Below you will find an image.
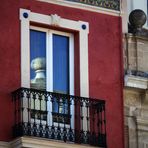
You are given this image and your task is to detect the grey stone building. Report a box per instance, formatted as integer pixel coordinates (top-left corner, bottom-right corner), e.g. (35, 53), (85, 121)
(123, 1), (148, 147)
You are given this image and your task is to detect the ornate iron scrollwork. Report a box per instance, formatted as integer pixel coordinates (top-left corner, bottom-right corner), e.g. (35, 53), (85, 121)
(12, 87), (107, 147)
(66, 0), (120, 11)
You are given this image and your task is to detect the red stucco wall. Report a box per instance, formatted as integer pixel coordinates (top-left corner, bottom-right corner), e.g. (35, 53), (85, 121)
(0, 0), (124, 147)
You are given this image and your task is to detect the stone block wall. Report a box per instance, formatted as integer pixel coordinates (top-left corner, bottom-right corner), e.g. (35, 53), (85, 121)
(124, 34), (148, 75)
(124, 33), (148, 148)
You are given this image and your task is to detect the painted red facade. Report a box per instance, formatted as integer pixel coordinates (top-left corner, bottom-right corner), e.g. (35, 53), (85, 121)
(0, 0), (124, 148)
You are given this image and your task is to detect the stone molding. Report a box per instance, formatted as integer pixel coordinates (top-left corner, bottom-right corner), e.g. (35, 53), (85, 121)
(0, 141), (10, 148)
(37, 0), (121, 16)
(137, 118), (148, 131)
(9, 137), (99, 148)
(124, 75), (148, 89)
(125, 33), (148, 41)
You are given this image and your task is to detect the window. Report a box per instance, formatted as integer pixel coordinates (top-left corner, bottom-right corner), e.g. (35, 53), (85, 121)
(20, 9), (89, 126)
(29, 27), (74, 125)
(30, 28), (74, 93)
(20, 8), (89, 95)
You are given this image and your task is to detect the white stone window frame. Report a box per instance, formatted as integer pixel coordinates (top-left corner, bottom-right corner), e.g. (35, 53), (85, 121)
(20, 8), (89, 98)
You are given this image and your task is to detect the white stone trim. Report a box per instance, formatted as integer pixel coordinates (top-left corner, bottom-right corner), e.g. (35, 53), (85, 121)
(20, 8), (89, 97)
(20, 9), (30, 88)
(10, 137), (97, 148)
(79, 27), (89, 97)
(124, 75), (148, 89)
(37, 0), (121, 16)
(137, 117), (148, 131)
(0, 141), (10, 148)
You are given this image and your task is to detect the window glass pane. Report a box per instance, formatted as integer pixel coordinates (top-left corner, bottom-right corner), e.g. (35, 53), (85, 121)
(30, 29), (46, 89)
(52, 34), (70, 122)
(30, 29), (47, 120)
(53, 34), (69, 94)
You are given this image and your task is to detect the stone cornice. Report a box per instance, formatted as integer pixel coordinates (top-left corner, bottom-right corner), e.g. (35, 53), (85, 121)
(125, 33), (148, 41)
(65, 0), (120, 11)
(0, 137), (101, 148)
(137, 118), (148, 131)
(124, 75), (148, 90)
(37, 0), (121, 16)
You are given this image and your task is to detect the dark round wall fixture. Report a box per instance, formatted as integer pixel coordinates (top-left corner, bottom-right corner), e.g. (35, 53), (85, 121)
(23, 12), (29, 18)
(129, 9), (146, 29)
(82, 24), (86, 30)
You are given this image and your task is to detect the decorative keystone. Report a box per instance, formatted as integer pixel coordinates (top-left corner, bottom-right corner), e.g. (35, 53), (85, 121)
(51, 14), (61, 26)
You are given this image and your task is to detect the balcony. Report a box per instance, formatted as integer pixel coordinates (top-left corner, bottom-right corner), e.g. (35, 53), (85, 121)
(12, 87), (107, 148)
(66, 0), (120, 11)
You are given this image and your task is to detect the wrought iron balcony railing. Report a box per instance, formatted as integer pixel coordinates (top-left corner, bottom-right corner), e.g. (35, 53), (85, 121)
(66, 0), (120, 11)
(12, 87), (106, 147)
